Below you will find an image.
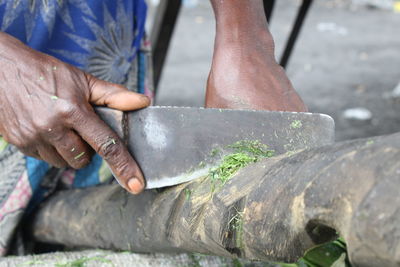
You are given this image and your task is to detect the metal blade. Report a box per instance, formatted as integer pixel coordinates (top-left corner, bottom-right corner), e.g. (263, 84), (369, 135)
(95, 106), (335, 189)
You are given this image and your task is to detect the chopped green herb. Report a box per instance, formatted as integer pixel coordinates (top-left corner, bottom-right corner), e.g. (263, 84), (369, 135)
(228, 140), (275, 158)
(74, 152), (85, 160)
(291, 120), (303, 129)
(366, 140), (374, 145)
(228, 210), (244, 249)
(188, 254), (203, 267)
(184, 188), (192, 201)
(50, 95), (58, 100)
(55, 255), (113, 267)
(209, 152), (257, 186)
(0, 137), (8, 152)
(103, 138), (117, 148)
(20, 259), (47, 266)
(210, 148), (220, 157)
(209, 140), (274, 191)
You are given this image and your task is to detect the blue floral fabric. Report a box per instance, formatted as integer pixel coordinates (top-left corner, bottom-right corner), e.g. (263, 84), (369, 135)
(0, 0), (149, 255)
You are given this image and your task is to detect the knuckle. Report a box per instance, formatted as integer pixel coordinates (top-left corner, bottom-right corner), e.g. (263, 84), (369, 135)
(97, 139), (134, 178)
(98, 139), (121, 161)
(33, 119), (53, 135)
(56, 102), (80, 120)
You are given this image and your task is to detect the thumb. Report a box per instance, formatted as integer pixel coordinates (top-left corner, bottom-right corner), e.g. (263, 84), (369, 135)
(87, 74), (150, 111)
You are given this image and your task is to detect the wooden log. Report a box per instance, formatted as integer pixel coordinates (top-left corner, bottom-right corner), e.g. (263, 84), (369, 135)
(32, 133), (400, 266)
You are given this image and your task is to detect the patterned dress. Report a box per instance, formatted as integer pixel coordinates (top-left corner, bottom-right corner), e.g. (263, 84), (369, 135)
(0, 0), (152, 255)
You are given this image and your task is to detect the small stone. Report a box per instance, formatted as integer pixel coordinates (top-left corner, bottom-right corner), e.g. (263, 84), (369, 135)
(383, 82), (400, 103)
(343, 107), (372, 123)
(390, 82), (400, 98)
(304, 64), (313, 72)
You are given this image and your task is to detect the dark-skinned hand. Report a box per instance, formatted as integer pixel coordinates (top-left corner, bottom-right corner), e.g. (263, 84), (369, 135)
(0, 32), (149, 194)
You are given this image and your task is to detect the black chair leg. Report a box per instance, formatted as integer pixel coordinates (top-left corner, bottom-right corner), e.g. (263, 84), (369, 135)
(280, 0), (313, 68)
(151, 0), (182, 94)
(263, 0), (276, 23)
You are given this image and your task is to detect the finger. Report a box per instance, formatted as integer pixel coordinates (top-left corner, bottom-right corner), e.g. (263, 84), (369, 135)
(37, 144), (68, 168)
(87, 74), (150, 111)
(49, 130), (93, 169)
(72, 110), (145, 194)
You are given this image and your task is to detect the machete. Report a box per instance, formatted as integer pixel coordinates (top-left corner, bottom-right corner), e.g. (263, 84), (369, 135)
(95, 106), (335, 189)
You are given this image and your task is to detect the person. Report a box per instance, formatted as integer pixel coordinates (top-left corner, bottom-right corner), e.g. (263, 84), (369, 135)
(0, 0), (307, 255)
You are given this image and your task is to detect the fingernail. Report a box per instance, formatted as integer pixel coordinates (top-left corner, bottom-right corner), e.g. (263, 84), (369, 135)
(127, 178), (143, 194)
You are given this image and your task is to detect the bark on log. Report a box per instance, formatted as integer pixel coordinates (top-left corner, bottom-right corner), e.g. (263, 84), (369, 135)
(32, 133), (400, 267)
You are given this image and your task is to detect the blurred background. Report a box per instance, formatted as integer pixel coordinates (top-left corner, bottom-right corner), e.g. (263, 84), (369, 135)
(147, 0), (400, 141)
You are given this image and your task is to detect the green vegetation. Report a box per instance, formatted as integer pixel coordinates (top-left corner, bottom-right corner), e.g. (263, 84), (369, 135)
(184, 238), (350, 267)
(281, 238), (351, 267)
(50, 95), (58, 100)
(232, 258), (243, 267)
(188, 253), (204, 267)
(228, 210), (244, 249)
(210, 148), (220, 157)
(19, 259), (46, 266)
(74, 152), (85, 160)
(0, 137), (8, 152)
(290, 120), (303, 129)
(184, 188), (192, 200)
(203, 141), (351, 267)
(208, 140), (274, 191)
(366, 139), (374, 145)
(55, 255), (114, 267)
(209, 152), (257, 186)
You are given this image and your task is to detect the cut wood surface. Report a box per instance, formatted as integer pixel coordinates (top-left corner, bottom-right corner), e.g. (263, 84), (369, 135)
(32, 133), (400, 267)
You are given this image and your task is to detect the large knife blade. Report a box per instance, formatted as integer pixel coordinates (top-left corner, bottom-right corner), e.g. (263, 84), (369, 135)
(95, 106), (335, 189)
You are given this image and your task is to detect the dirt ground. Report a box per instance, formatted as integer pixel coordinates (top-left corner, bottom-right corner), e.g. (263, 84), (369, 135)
(154, 0), (400, 141)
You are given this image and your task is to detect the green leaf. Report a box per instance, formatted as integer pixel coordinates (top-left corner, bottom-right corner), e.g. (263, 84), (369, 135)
(0, 137), (8, 152)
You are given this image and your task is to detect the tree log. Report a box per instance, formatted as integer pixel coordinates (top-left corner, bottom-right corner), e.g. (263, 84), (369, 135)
(32, 133), (400, 266)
